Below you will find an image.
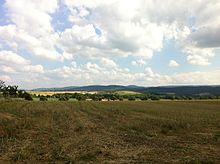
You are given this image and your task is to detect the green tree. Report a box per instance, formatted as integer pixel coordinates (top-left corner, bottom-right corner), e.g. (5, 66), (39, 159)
(7, 86), (18, 97)
(0, 80), (6, 91)
(128, 96), (136, 101)
(140, 95), (148, 101)
(23, 92), (33, 101)
(40, 96), (48, 101)
(150, 95), (160, 101)
(18, 90), (25, 98)
(59, 96), (69, 101)
(76, 94), (86, 101)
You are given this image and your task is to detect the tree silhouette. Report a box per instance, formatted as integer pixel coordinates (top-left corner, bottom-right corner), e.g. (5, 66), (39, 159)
(0, 80), (6, 91)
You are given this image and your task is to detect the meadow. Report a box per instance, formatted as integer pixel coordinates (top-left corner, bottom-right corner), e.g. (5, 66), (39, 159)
(0, 100), (220, 163)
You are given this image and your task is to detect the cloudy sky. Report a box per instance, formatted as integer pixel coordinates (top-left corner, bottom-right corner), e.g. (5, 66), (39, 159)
(0, 0), (220, 89)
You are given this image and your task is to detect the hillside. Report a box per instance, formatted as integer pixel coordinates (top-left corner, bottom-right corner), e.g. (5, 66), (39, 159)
(32, 85), (220, 96)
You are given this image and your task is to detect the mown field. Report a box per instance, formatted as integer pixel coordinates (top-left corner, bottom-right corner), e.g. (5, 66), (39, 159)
(0, 101), (220, 163)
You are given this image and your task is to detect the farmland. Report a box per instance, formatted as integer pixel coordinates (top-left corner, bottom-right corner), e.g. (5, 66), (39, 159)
(28, 91), (98, 96)
(0, 100), (220, 163)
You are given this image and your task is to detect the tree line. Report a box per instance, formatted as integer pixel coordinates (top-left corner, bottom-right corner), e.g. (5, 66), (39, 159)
(1, 80), (219, 101)
(0, 80), (33, 100)
(35, 92), (219, 101)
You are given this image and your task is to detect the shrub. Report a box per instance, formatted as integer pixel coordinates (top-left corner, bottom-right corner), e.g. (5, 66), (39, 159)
(39, 96), (48, 101)
(140, 96), (148, 101)
(128, 96), (136, 101)
(150, 95), (160, 101)
(119, 97), (123, 101)
(76, 95), (86, 101)
(23, 92), (33, 101)
(59, 96), (69, 101)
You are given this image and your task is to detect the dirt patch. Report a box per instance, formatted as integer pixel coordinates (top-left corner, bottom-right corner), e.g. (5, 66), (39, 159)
(0, 112), (16, 121)
(0, 113), (17, 137)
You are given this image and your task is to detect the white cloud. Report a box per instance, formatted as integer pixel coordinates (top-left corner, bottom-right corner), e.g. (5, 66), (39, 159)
(0, 75), (11, 82)
(0, 65), (16, 73)
(132, 59), (146, 66)
(100, 58), (117, 68)
(0, 51), (44, 74)
(169, 60), (179, 67)
(39, 63), (220, 89)
(0, 50), (29, 65)
(0, 24), (64, 61)
(62, 1), (164, 60)
(2, 0), (220, 63)
(23, 65), (44, 74)
(0, 0), (75, 61)
(1, 55), (219, 89)
(0, 50), (45, 88)
(62, 0), (220, 64)
(62, 52), (74, 61)
(5, 0), (58, 36)
(1, 0), (220, 88)
(172, 70), (220, 85)
(185, 47), (214, 66)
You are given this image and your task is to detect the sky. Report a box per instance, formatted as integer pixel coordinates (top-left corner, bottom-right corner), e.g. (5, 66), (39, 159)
(0, 0), (220, 89)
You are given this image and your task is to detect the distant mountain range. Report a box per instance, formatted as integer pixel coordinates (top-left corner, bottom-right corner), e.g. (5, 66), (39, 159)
(32, 85), (220, 96)
(33, 85), (145, 92)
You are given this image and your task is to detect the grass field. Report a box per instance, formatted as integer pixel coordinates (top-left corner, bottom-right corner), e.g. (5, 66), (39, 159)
(0, 101), (220, 163)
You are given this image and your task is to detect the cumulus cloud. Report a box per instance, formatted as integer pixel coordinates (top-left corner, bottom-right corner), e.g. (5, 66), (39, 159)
(4, 0), (58, 36)
(2, 0), (220, 63)
(40, 63), (220, 89)
(0, 50), (29, 65)
(131, 59), (146, 66)
(100, 58), (117, 68)
(0, 51), (44, 74)
(0, 0), (220, 88)
(62, 0), (220, 64)
(0, 0), (73, 61)
(169, 60), (179, 67)
(61, 0), (164, 59)
(0, 50), (45, 88)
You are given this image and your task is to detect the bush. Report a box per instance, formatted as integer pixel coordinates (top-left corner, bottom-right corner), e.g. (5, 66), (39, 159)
(39, 96), (48, 101)
(119, 97), (123, 101)
(23, 92), (33, 101)
(140, 96), (148, 101)
(76, 95), (86, 101)
(128, 96), (136, 101)
(59, 96), (69, 101)
(150, 95), (160, 101)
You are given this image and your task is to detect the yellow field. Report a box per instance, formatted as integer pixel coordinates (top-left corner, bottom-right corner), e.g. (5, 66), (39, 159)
(29, 90), (140, 96)
(28, 91), (98, 96)
(116, 91), (141, 95)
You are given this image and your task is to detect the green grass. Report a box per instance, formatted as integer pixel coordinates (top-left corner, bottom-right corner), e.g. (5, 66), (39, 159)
(0, 100), (220, 163)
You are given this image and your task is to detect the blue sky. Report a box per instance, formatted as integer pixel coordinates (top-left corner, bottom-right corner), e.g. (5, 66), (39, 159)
(0, 0), (220, 89)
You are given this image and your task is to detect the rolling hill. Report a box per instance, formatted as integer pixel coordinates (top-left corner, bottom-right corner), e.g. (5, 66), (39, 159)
(32, 85), (220, 96)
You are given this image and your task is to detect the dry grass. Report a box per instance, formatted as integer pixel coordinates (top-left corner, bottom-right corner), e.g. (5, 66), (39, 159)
(0, 100), (220, 163)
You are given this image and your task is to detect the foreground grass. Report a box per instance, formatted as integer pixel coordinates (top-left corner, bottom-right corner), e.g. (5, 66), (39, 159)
(0, 101), (220, 163)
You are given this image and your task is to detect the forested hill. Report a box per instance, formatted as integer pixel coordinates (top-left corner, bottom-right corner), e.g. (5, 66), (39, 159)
(32, 85), (220, 96)
(32, 85), (145, 92)
(144, 86), (220, 96)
